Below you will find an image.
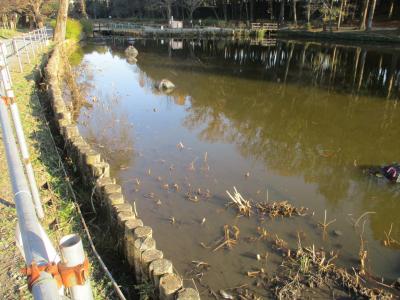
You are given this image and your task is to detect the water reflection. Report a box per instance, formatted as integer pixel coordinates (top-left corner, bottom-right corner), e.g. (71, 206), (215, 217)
(73, 38), (400, 289)
(131, 38), (400, 239)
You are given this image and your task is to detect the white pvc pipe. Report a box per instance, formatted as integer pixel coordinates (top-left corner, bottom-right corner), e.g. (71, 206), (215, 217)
(10, 103), (45, 219)
(60, 234), (94, 300)
(0, 42), (12, 86)
(0, 99), (61, 300)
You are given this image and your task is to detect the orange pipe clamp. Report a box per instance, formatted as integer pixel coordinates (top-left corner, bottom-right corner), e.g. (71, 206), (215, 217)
(21, 258), (90, 291)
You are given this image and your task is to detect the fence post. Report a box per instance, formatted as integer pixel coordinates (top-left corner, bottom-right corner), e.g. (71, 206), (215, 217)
(0, 42), (12, 85)
(42, 27), (49, 46)
(12, 39), (23, 72)
(39, 28), (45, 47)
(22, 35), (31, 64)
(28, 32), (37, 57)
(37, 29), (44, 50)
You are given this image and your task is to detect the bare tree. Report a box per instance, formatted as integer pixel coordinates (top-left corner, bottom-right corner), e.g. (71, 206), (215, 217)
(359, 0), (369, 30)
(149, 0), (176, 20)
(53, 0), (69, 43)
(183, 0), (204, 22)
(279, 0), (285, 25)
(366, 0), (376, 31)
(292, 0), (297, 25)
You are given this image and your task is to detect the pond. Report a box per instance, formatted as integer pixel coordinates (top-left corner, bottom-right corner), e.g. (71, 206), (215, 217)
(70, 37), (400, 298)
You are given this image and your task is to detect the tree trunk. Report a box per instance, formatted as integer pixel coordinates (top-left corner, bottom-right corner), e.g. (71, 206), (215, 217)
(366, 0), (377, 31)
(32, 2), (44, 28)
(223, 2), (228, 21)
(329, 0), (334, 31)
(80, 0), (88, 18)
(167, 4), (172, 21)
(292, 0), (297, 25)
(307, 0), (311, 25)
(269, 0), (274, 20)
(388, 0), (394, 19)
(54, 0), (69, 43)
(359, 0), (369, 30)
(279, 0), (284, 25)
(357, 49), (367, 93)
(337, 0), (346, 30)
(250, 0), (254, 21)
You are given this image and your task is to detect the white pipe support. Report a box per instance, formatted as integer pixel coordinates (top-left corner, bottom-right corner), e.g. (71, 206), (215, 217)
(0, 99), (61, 300)
(60, 234), (94, 300)
(10, 103), (45, 219)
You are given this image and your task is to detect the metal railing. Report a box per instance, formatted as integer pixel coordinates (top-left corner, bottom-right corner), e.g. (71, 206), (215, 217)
(1, 28), (48, 73)
(0, 28), (94, 300)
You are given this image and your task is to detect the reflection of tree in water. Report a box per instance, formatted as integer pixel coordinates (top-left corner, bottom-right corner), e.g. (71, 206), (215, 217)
(105, 37), (400, 241)
(79, 89), (135, 172)
(132, 38), (400, 100)
(135, 39), (400, 193)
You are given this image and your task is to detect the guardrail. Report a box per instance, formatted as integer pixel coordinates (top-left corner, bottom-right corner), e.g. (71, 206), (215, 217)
(0, 28), (94, 300)
(1, 28), (48, 73)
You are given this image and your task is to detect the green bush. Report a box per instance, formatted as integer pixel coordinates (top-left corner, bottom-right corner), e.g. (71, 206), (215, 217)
(66, 19), (83, 41)
(80, 19), (93, 36)
(49, 18), (83, 41)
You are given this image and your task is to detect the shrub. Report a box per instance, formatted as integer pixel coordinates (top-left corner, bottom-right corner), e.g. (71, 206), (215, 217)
(49, 18), (83, 41)
(65, 19), (83, 41)
(80, 19), (93, 36)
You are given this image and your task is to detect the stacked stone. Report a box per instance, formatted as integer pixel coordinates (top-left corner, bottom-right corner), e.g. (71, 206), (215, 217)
(45, 43), (200, 300)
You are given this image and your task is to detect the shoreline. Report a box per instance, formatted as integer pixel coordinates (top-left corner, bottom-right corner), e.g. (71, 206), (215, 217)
(277, 28), (400, 45)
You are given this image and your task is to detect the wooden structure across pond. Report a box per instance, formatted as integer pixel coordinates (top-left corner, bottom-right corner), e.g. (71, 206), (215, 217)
(92, 22), (278, 38)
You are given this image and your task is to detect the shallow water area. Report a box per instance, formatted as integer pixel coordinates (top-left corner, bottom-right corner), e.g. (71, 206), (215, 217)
(70, 37), (400, 298)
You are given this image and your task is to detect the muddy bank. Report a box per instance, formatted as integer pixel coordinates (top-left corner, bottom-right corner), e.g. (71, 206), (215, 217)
(44, 41), (199, 299)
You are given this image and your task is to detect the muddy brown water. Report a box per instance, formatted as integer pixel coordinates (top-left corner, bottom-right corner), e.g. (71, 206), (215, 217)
(70, 38), (400, 298)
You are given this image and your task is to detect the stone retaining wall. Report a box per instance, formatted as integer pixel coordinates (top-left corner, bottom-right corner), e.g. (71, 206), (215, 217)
(45, 43), (200, 300)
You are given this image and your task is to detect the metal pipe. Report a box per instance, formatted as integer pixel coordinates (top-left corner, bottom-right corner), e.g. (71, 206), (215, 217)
(28, 32), (37, 57)
(0, 42), (12, 85)
(0, 47), (45, 219)
(60, 234), (94, 300)
(0, 99), (61, 299)
(10, 103), (45, 219)
(12, 39), (23, 74)
(22, 35), (31, 64)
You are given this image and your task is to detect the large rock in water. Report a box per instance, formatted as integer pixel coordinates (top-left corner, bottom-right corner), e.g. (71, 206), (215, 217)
(125, 46), (138, 58)
(157, 79), (175, 92)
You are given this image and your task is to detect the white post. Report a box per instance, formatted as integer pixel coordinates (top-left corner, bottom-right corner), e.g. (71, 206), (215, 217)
(29, 32), (37, 57)
(33, 30), (41, 51)
(60, 234), (94, 300)
(0, 44), (44, 219)
(42, 27), (49, 46)
(38, 28), (45, 47)
(0, 42), (12, 85)
(10, 103), (45, 219)
(12, 39), (23, 72)
(22, 35), (31, 64)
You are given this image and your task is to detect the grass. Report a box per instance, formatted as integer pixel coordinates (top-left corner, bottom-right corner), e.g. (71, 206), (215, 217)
(0, 43), (116, 299)
(50, 18), (93, 41)
(0, 28), (23, 39)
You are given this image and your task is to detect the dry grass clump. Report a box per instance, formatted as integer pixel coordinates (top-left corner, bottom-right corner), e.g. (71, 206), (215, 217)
(226, 186), (307, 219)
(255, 200), (307, 218)
(269, 239), (394, 299)
(226, 187), (252, 216)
